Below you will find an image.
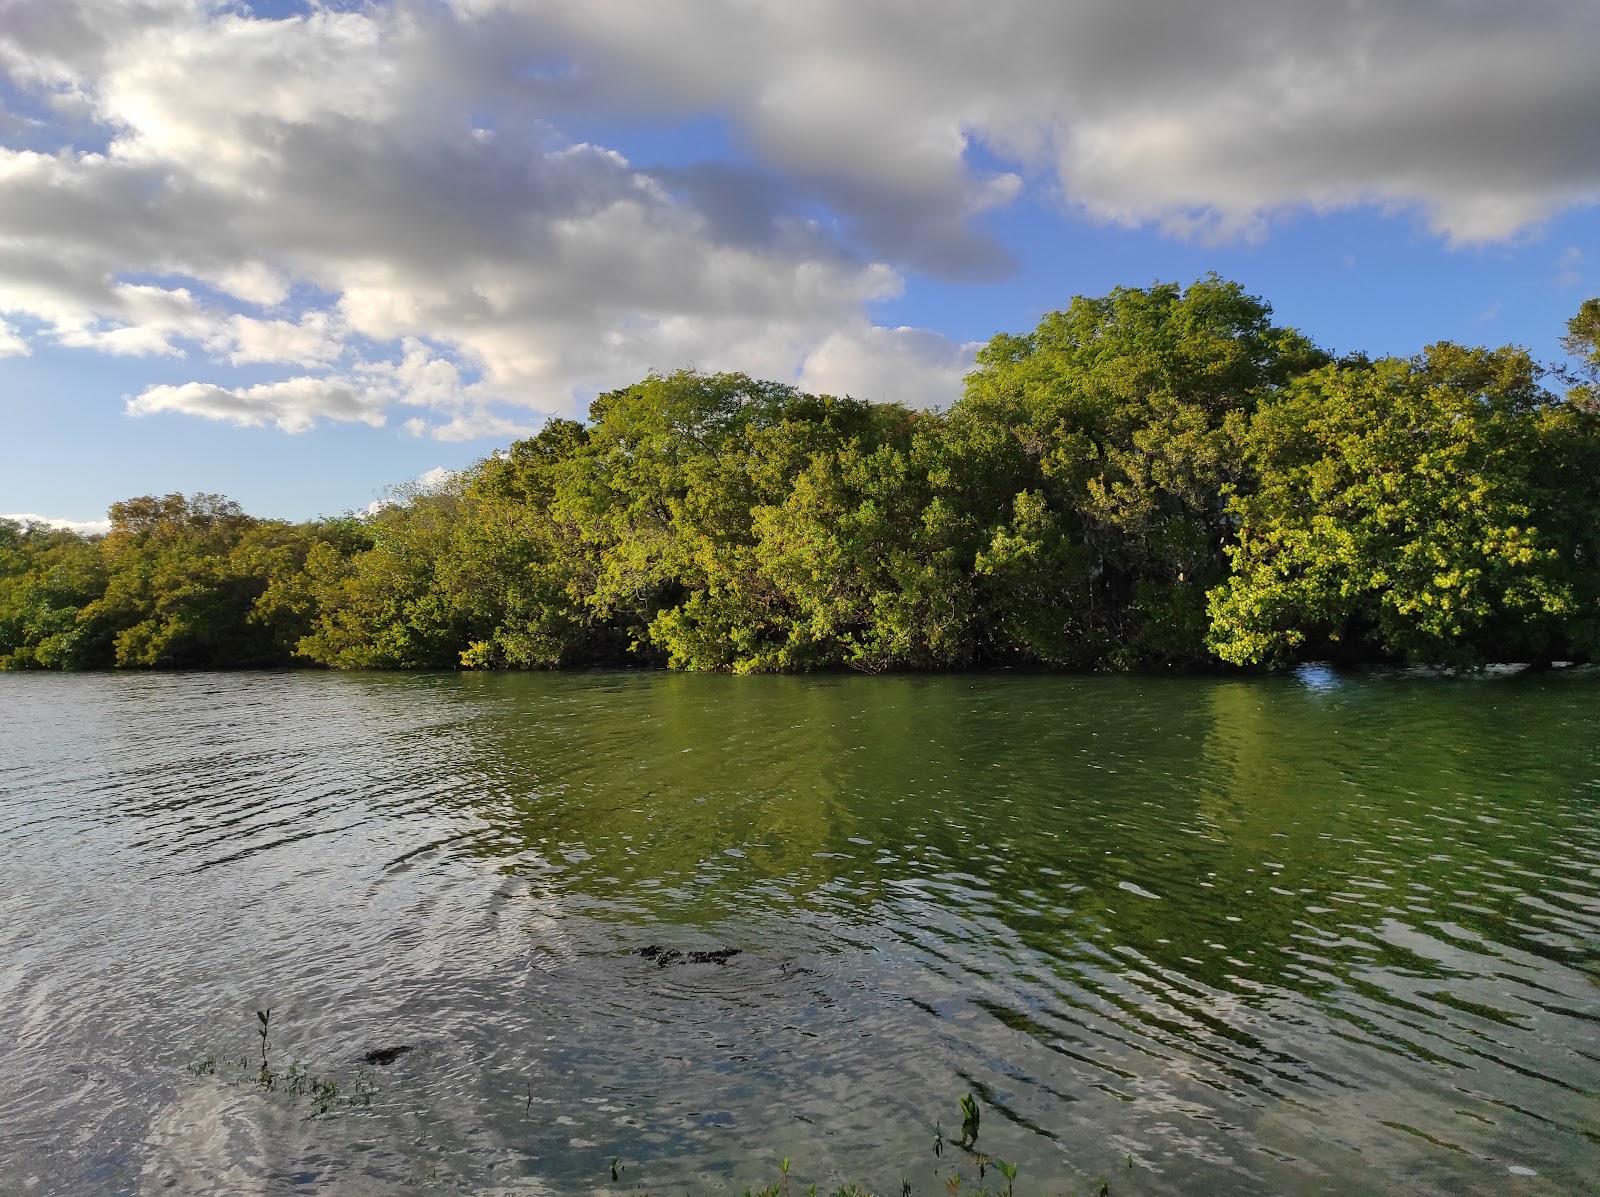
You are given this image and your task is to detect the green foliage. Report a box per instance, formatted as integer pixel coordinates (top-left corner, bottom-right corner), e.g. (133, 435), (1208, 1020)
(953, 275), (1327, 667)
(958, 1092), (980, 1148)
(0, 495), (347, 670)
(0, 519), (110, 669)
(188, 1008), (375, 1118)
(7, 282), (1597, 673)
(1207, 344), (1600, 667)
(1560, 297), (1600, 406)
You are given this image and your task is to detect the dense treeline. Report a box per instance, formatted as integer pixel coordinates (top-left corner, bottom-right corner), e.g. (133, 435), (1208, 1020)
(5, 279), (1599, 674)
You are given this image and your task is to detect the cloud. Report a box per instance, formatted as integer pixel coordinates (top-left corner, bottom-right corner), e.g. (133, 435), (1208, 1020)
(2, 1), (1595, 441)
(474, 0), (1600, 247)
(1557, 247), (1583, 289)
(0, 319), (27, 357)
(123, 338), (535, 434)
(1, 512), (111, 535)
(362, 463), (463, 514)
(0, 0), (932, 436)
(402, 409), (538, 443)
(219, 311), (345, 367)
(414, 466), (456, 491)
(126, 377), (389, 433)
(799, 325), (978, 409)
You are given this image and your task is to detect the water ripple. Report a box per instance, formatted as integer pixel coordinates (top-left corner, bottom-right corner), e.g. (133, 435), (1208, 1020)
(0, 669), (1596, 1195)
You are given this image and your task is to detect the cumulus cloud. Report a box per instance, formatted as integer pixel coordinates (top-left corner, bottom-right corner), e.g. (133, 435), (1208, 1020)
(415, 466), (456, 491)
(1557, 247), (1584, 289)
(0, 0), (938, 435)
(0, 319), (27, 357)
(123, 337), (523, 434)
(362, 464), (463, 515)
(1, 0), (1595, 440)
(799, 325), (979, 410)
(219, 311), (345, 367)
(1, 512), (111, 535)
(498, 0), (1600, 247)
(127, 377), (389, 433)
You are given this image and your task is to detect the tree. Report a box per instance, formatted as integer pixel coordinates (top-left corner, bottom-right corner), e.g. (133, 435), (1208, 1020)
(953, 276), (1326, 666)
(1560, 297), (1600, 407)
(5, 282), (1594, 675)
(83, 493), (302, 668)
(0, 519), (111, 669)
(1208, 344), (1598, 667)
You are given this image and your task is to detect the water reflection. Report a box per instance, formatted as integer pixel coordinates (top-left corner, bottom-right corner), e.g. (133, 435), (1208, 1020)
(0, 670), (1596, 1195)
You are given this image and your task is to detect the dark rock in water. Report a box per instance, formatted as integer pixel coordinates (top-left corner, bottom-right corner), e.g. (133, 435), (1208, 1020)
(360, 1044), (414, 1066)
(636, 945), (741, 967)
(686, 948), (741, 965)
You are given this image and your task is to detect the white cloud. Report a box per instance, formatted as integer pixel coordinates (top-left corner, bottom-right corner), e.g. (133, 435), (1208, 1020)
(362, 464), (463, 514)
(799, 325), (977, 409)
(122, 339), (523, 434)
(415, 466), (456, 491)
(1557, 247), (1583, 289)
(0, 1), (935, 437)
(0, 319), (27, 357)
(1, 512), (110, 535)
(403, 409), (538, 443)
(220, 311), (344, 367)
(1, 0), (1595, 441)
(126, 377), (389, 434)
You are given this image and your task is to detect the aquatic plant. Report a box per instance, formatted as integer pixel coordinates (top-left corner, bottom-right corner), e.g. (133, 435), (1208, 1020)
(958, 1093), (980, 1148)
(185, 1008), (376, 1118)
(995, 1158), (1018, 1197)
(256, 1007), (271, 1070)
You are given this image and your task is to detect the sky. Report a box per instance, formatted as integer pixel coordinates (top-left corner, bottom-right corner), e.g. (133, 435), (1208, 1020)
(1, 0), (1596, 531)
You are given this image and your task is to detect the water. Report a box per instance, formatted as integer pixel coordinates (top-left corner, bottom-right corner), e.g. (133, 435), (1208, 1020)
(1, 670), (1597, 1196)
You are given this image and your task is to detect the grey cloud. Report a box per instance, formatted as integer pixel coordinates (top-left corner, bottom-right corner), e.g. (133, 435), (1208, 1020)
(0, 0), (929, 430)
(5, 0), (1593, 441)
(479, 0), (1600, 248)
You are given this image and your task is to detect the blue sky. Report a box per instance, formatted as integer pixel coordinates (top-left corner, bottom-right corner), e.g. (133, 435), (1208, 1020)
(1, 1), (1595, 528)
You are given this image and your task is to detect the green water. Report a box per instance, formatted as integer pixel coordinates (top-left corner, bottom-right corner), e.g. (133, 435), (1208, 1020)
(0, 668), (1596, 1195)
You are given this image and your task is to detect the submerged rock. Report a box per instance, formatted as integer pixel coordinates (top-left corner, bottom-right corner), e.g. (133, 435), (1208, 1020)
(686, 948), (741, 965)
(636, 945), (741, 967)
(359, 1044), (414, 1066)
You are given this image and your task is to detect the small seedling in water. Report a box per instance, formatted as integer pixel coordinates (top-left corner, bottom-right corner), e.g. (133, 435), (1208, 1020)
(610, 1157), (622, 1181)
(187, 1054), (217, 1077)
(995, 1158), (1018, 1197)
(934, 1120), (944, 1157)
(944, 1174), (962, 1197)
(255, 1008), (271, 1070)
(958, 1093), (980, 1149)
(187, 1010), (374, 1119)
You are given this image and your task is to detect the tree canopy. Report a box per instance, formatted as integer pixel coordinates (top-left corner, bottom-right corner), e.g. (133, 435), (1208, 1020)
(5, 278), (1596, 673)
